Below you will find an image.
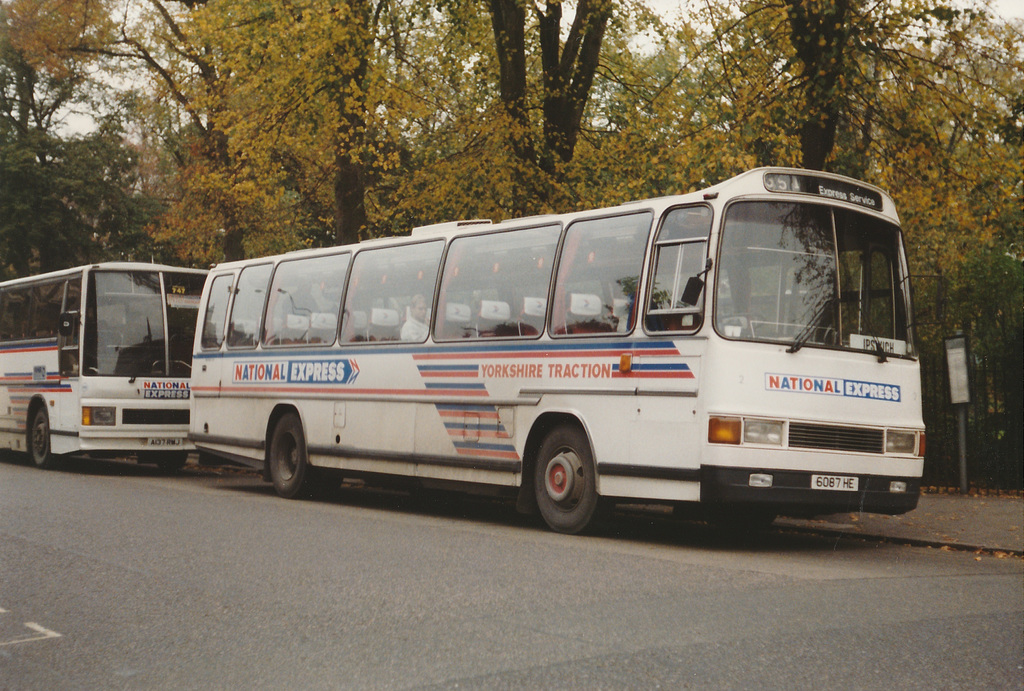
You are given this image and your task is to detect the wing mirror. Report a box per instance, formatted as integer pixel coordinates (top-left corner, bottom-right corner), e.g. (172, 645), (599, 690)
(58, 311), (79, 337)
(680, 258), (713, 307)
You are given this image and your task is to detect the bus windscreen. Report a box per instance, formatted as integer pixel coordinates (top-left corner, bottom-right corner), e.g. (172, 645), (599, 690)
(83, 270), (205, 377)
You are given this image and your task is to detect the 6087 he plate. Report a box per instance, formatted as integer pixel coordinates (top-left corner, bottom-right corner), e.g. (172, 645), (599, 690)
(811, 474), (859, 491)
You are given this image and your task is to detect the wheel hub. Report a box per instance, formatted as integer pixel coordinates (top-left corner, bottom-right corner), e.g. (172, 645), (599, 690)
(544, 451), (582, 503)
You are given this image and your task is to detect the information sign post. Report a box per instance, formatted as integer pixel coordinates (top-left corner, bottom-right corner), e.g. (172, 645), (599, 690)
(945, 332), (971, 493)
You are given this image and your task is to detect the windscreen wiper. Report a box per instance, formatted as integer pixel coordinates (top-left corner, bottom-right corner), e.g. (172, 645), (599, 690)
(787, 296), (836, 354)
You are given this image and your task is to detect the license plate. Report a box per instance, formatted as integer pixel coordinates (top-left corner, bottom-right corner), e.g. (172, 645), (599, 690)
(147, 438), (183, 447)
(811, 474), (859, 491)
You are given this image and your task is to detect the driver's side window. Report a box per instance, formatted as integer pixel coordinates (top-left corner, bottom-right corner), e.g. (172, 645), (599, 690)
(645, 205), (712, 332)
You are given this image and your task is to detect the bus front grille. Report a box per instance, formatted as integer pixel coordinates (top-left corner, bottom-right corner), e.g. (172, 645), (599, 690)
(788, 423), (884, 454)
(122, 409), (190, 425)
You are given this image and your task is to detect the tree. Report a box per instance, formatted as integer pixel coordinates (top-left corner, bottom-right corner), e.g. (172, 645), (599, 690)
(212, 0), (376, 248)
(486, 0), (613, 208)
(0, 0), (161, 277)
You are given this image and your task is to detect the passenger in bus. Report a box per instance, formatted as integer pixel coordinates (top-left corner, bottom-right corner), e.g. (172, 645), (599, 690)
(401, 294), (430, 341)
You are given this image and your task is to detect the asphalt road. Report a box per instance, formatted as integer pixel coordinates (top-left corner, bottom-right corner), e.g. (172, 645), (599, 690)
(1, 454), (1021, 690)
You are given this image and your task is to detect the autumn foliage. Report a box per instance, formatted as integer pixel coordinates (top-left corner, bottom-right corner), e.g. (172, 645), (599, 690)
(2, 1), (1021, 439)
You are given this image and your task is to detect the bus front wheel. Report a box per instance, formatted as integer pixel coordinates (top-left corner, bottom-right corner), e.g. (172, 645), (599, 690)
(28, 407), (59, 470)
(534, 425), (599, 534)
(269, 413), (315, 499)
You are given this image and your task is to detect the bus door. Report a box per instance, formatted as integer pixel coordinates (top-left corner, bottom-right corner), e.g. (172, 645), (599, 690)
(58, 277), (82, 379)
(194, 272), (237, 406)
(55, 276), (83, 435)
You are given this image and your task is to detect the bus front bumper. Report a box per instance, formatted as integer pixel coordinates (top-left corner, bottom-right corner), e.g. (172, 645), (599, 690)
(700, 465), (921, 516)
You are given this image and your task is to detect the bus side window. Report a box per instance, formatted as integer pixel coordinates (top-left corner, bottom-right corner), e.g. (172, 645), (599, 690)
(0, 288), (30, 341)
(226, 265), (272, 349)
(645, 205), (712, 333)
(201, 274), (234, 350)
(30, 280), (65, 339)
(551, 213), (651, 336)
(263, 253), (349, 347)
(340, 241), (443, 344)
(435, 224), (560, 341)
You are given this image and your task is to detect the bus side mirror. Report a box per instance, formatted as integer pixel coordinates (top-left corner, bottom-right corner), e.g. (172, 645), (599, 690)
(681, 277), (705, 307)
(59, 311), (79, 337)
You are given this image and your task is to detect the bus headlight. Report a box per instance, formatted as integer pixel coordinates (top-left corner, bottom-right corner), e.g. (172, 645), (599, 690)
(82, 406), (116, 426)
(885, 430), (917, 455)
(744, 419), (784, 446)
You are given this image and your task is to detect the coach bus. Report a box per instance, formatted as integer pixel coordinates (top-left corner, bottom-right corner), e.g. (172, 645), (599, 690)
(0, 263), (207, 470)
(190, 168), (925, 533)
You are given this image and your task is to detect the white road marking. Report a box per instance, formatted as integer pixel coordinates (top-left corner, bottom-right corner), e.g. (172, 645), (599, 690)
(0, 621), (63, 647)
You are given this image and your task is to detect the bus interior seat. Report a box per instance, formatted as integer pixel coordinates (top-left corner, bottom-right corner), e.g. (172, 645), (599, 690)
(343, 310), (369, 342)
(439, 302), (473, 339)
(566, 292), (613, 334)
(477, 300), (511, 337)
(517, 297), (545, 335)
(369, 308), (400, 341)
(308, 312), (338, 344)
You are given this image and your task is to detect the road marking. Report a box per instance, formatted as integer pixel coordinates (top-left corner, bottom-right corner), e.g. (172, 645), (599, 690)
(0, 621), (63, 647)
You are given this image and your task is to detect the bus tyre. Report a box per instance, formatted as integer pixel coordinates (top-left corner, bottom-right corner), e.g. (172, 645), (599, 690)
(534, 425), (599, 534)
(269, 413), (315, 499)
(28, 407), (59, 470)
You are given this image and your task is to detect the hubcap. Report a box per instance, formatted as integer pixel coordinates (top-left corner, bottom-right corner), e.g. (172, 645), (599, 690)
(545, 451), (582, 503)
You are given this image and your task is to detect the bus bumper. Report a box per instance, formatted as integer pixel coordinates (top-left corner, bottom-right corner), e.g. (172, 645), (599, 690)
(700, 465), (921, 516)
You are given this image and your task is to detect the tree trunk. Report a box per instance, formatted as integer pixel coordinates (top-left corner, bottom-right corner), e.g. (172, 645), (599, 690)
(784, 0), (852, 171)
(334, 152), (367, 247)
(538, 0), (610, 170)
(489, 0), (535, 164)
(331, 1), (371, 246)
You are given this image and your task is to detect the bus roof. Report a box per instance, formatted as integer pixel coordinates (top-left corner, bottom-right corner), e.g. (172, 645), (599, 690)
(206, 166), (899, 273)
(0, 262), (208, 289)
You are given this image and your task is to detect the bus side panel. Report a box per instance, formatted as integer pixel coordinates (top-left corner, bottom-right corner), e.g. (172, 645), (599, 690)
(509, 338), (706, 503)
(0, 341), (72, 453)
(313, 398), (417, 477)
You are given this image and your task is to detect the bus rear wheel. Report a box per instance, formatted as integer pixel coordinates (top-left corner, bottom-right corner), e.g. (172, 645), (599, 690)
(269, 413), (316, 499)
(534, 425), (599, 534)
(28, 407), (59, 470)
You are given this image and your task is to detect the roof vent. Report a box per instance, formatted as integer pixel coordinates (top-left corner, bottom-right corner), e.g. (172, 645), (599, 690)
(411, 219), (492, 237)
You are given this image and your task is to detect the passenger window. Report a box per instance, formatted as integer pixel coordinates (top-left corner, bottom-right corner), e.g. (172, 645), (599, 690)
(0, 288), (31, 341)
(226, 265), (272, 349)
(264, 253), (349, 347)
(551, 213), (652, 336)
(201, 274), (234, 350)
(30, 280), (66, 339)
(435, 224), (560, 340)
(341, 241), (443, 344)
(645, 205), (712, 332)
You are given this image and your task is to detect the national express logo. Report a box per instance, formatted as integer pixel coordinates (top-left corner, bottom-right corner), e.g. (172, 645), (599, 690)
(765, 373), (900, 402)
(232, 359), (360, 386)
(143, 380), (191, 399)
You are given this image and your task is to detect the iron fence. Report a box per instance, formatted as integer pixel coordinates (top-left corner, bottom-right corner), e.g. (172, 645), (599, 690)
(920, 331), (1023, 489)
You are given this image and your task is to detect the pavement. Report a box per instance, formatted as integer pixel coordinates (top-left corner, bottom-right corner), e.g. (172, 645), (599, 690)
(777, 492), (1024, 555)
